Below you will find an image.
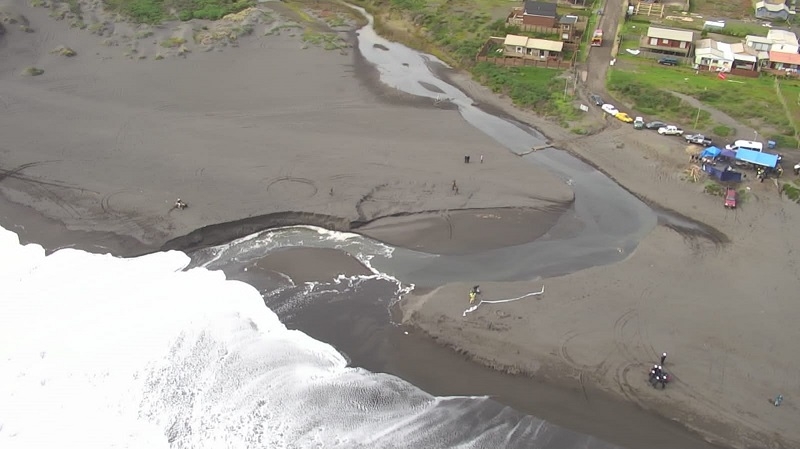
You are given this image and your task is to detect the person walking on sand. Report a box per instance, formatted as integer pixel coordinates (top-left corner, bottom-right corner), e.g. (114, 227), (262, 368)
(480, 155), (484, 163)
(661, 352), (667, 365)
(452, 180), (457, 191)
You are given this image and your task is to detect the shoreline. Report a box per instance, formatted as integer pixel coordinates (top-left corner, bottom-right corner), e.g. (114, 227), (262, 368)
(2, 1), (799, 448)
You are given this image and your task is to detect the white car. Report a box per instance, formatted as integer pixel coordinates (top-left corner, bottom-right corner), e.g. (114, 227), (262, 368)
(601, 103), (619, 115)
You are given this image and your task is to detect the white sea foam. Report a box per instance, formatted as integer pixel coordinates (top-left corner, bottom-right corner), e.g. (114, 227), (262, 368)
(0, 225), (621, 449)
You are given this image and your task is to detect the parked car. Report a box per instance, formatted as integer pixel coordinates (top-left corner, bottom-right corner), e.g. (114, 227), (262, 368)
(658, 125), (684, 136)
(658, 57), (679, 66)
(615, 112), (634, 123)
(590, 94), (604, 106)
(724, 187), (737, 209)
(601, 103), (619, 115)
(685, 134), (713, 146)
(633, 116), (645, 129)
(645, 121), (666, 130)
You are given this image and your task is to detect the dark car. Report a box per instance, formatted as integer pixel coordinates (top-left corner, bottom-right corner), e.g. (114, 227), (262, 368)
(724, 188), (737, 209)
(658, 57), (679, 66)
(590, 94), (604, 106)
(645, 121), (667, 130)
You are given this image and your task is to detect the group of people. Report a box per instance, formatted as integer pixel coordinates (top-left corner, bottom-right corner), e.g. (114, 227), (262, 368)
(649, 352), (669, 389)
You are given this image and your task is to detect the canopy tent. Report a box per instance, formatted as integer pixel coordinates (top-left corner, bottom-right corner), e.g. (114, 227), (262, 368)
(700, 146), (722, 159)
(702, 164), (742, 182)
(720, 148), (737, 159)
(735, 148), (779, 168)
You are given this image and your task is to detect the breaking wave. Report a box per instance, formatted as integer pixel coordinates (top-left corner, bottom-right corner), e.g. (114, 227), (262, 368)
(0, 225), (621, 449)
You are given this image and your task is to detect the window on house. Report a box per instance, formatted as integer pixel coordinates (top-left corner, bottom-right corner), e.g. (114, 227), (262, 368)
(516, 46), (524, 53)
(649, 38), (658, 45)
(679, 41), (687, 49)
(662, 39), (669, 44)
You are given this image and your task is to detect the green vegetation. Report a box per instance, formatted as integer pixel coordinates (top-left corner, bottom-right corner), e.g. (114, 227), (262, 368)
(689, 0), (760, 19)
(703, 181), (723, 196)
(22, 67), (44, 76)
(103, 0), (254, 23)
(607, 62), (800, 146)
(712, 124), (732, 137)
(781, 181), (800, 202)
(160, 36), (186, 47)
(472, 62), (578, 125)
(50, 45), (77, 56)
(607, 70), (712, 129)
(301, 30), (347, 50)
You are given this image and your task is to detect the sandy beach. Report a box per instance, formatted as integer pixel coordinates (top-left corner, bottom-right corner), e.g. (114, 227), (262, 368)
(2, 0), (799, 447)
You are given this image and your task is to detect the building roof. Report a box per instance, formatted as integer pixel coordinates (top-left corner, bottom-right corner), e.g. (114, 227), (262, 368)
(504, 34), (529, 47)
(771, 43), (799, 53)
(559, 15), (578, 24)
(746, 35), (773, 44)
(503, 34), (563, 52)
(696, 39), (758, 63)
(767, 29), (799, 45)
(769, 50), (800, 65)
(756, 0), (793, 12)
(527, 38), (563, 52)
(523, 1), (557, 17)
(647, 26), (694, 42)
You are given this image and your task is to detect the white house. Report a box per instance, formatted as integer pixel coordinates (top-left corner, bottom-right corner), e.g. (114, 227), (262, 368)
(745, 30), (799, 64)
(695, 39), (758, 72)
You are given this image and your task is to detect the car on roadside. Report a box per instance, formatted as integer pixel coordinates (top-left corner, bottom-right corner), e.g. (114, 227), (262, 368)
(590, 94), (604, 106)
(601, 103), (619, 115)
(615, 112), (634, 123)
(658, 57), (679, 66)
(657, 125), (684, 136)
(645, 120), (667, 130)
(724, 187), (737, 209)
(633, 116), (645, 129)
(685, 134), (713, 146)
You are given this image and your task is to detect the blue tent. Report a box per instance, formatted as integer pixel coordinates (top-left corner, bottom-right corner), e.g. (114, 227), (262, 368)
(702, 164), (742, 182)
(700, 146), (722, 159)
(735, 148), (779, 168)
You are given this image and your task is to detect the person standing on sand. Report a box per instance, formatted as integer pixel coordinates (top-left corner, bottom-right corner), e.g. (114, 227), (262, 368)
(480, 155), (484, 163)
(661, 352), (667, 365)
(452, 180), (457, 191)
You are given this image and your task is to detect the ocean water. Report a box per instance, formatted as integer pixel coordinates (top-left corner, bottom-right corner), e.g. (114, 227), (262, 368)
(0, 225), (623, 449)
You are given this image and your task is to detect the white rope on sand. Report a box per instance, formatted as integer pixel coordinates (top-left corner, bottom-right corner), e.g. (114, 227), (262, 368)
(462, 285), (545, 317)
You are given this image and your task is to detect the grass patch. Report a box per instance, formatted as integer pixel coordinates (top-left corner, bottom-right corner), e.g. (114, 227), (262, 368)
(301, 29), (346, 50)
(712, 124), (732, 137)
(607, 69), (712, 129)
(781, 181), (800, 202)
(688, 0), (757, 19)
(22, 67), (44, 76)
(50, 45), (77, 56)
(160, 36), (186, 47)
(608, 61), (799, 138)
(471, 62), (578, 124)
(103, 0), (255, 24)
(266, 23), (301, 35)
(703, 180), (724, 196)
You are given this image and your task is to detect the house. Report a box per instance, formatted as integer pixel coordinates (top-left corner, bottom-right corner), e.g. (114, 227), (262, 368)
(746, 30), (799, 65)
(641, 26), (695, 56)
(558, 15), (578, 41)
(694, 39), (759, 73)
(754, 0), (795, 21)
(503, 34), (564, 60)
(768, 50), (800, 72)
(519, 1), (558, 27)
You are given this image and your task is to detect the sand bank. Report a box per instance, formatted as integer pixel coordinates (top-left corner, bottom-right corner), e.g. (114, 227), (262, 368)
(0, 0), (571, 253)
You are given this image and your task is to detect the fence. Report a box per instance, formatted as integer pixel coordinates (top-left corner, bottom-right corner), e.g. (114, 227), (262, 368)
(475, 56), (574, 69)
(634, 1), (665, 18)
(475, 37), (577, 69)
